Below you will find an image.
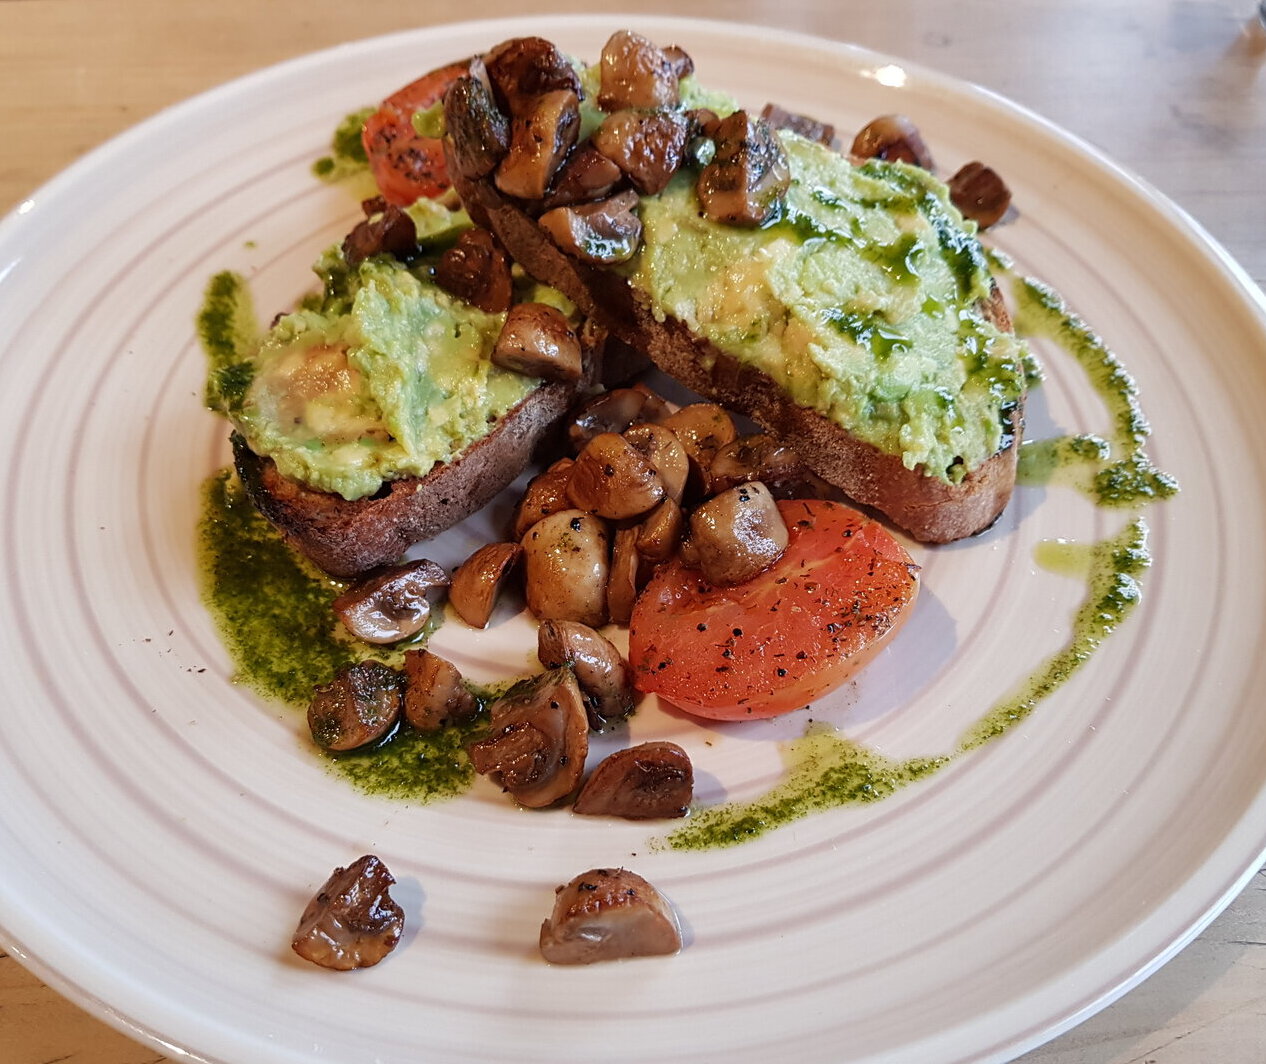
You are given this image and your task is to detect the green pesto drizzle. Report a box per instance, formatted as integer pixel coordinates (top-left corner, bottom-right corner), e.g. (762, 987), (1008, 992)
(198, 271), (258, 415)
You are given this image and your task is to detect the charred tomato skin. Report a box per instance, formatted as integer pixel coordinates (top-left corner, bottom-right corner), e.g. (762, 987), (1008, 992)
(628, 500), (919, 720)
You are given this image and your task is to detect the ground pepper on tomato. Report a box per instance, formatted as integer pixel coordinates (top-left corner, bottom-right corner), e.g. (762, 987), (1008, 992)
(627, 499), (919, 720)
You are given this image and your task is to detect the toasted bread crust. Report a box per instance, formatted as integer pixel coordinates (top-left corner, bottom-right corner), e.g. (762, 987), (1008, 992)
(459, 175), (1023, 544)
(233, 378), (577, 578)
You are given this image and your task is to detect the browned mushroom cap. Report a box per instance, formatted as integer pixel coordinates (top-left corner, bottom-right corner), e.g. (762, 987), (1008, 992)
(450, 541), (523, 628)
(492, 302), (583, 382)
(308, 660), (402, 751)
(442, 74), (510, 180)
(623, 422), (689, 503)
(537, 619), (635, 730)
(598, 30), (681, 111)
(659, 402), (738, 488)
(342, 202), (418, 268)
(606, 526), (640, 629)
(434, 228), (513, 313)
(538, 189), (642, 265)
(573, 741), (693, 818)
(697, 111), (791, 227)
(483, 36), (582, 116)
(760, 101), (838, 149)
(635, 496), (684, 563)
(567, 386), (671, 453)
(539, 867), (682, 964)
(467, 667), (588, 807)
(662, 44), (694, 79)
(567, 432), (665, 520)
(292, 854), (404, 970)
(402, 648), (479, 730)
(332, 559), (449, 644)
(590, 109), (691, 196)
(709, 433), (808, 496)
(947, 161), (1012, 229)
(495, 89), (581, 201)
(850, 114), (934, 170)
(688, 480), (789, 586)
(521, 509), (610, 626)
(511, 461), (574, 541)
(539, 144), (625, 210)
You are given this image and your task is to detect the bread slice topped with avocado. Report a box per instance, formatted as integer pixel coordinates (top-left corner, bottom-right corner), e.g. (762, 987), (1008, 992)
(201, 197), (609, 577)
(442, 32), (1028, 543)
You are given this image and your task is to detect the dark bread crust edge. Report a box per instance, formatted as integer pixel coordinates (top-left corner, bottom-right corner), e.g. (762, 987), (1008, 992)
(233, 378), (577, 578)
(460, 175), (1024, 544)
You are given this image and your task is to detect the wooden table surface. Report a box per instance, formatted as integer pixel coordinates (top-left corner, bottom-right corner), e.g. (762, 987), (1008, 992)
(2, 2), (1264, 1062)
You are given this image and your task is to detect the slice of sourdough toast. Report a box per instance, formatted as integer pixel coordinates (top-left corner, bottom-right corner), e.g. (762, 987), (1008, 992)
(456, 172), (1023, 545)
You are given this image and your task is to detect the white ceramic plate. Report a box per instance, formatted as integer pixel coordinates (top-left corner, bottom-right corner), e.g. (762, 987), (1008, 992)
(3, 15), (1266, 1064)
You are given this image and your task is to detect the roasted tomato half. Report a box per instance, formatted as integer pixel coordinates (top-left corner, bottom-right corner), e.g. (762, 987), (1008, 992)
(628, 500), (919, 720)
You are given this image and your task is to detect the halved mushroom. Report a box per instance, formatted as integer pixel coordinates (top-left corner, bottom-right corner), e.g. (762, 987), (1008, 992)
(590, 109), (691, 196)
(660, 402), (738, 488)
(537, 618), (635, 730)
(688, 480), (788, 586)
(434, 228), (513, 313)
(450, 541), (523, 628)
(850, 114), (934, 170)
(483, 36), (582, 116)
(566, 431), (665, 520)
(442, 74), (510, 180)
(495, 88), (581, 201)
(539, 867), (682, 964)
(662, 44), (694, 79)
(292, 854), (404, 971)
(538, 189), (642, 265)
(491, 302), (582, 381)
(467, 667), (588, 807)
(708, 433), (808, 496)
(598, 30), (681, 111)
(332, 559), (449, 644)
(760, 101), (837, 149)
(308, 660), (402, 751)
(573, 741), (693, 819)
(697, 111), (791, 227)
(567, 386), (671, 452)
(402, 648), (479, 730)
(511, 461), (574, 541)
(606, 526), (640, 629)
(947, 161), (1012, 229)
(521, 509), (610, 626)
(342, 201), (418, 268)
(635, 496), (684, 563)
(623, 422), (689, 502)
(540, 144), (625, 210)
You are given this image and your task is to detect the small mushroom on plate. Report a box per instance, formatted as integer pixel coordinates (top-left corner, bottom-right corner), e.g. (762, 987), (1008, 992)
(567, 386), (671, 453)
(606, 526), (641, 629)
(573, 741), (693, 819)
(635, 496), (684, 563)
(590, 108), (691, 196)
(539, 144), (624, 210)
(759, 101), (837, 149)
(566, 431), (666, 520)
(449, 541), (523, 628)
(442, 74), (510, 180)
(492, 302), (583, 382)
(688, 480), (789, 586)
(332, 559), (449, 644)
(538, 190), (643, 265)
(510, 461), (574, 541)
(850, 114), (934, 170)
(696, 110), (790, 227)
(708, 433), (809, 496)
(623, 422), (689, 503)
(598, 30), (681, 111)
(307, 660), (402, 752)
(495, 88), (581, 201)
(402, 648), (479, 731)
(947, 161), (1012, 229)
(660, 402), (738, 488)
(342, 200), (419, 268)
(521, 509), (610, 626)
(482, 36), (582, 116)
(537, 618), (636, 730)
(467, 667), (589, 807)
(539, 867), (682, 964)
(292, 854), (404, 971)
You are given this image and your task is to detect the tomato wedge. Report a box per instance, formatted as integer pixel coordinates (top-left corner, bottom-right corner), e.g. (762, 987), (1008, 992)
(362, 59), (470, 206)
(628, 500), (919, 720)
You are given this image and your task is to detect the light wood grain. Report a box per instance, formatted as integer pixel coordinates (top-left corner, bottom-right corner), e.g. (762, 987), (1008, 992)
(2, 2), (1264, 1062)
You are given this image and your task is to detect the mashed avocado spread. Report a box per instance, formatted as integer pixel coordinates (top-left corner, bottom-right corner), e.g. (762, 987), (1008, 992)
(201, 203), (560, 500)
(627, 134), (1028, 482)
